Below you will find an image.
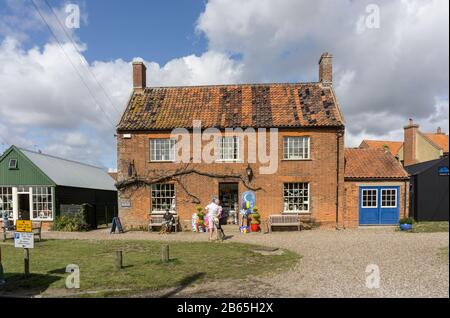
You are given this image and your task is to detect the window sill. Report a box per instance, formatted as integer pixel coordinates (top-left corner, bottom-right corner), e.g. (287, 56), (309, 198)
(282, 158), (312, 162)
(283, 211), (311, 214)
(148, 160), (175, 163)
(150, 211), (177, 215)
(215, 160), (243, 163)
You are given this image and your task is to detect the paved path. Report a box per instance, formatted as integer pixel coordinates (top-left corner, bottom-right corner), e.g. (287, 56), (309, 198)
(43, 226), (449, 298)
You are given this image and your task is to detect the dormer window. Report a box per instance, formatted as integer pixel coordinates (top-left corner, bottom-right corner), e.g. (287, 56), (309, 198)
(8, 159), (18, 169)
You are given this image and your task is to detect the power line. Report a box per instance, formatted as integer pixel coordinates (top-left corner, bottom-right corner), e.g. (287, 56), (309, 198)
(29, 0), (117, 130)
(43, 0), (122, 117)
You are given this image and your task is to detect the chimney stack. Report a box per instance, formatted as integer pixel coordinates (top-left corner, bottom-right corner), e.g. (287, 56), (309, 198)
(319, 52), (333, 86)
(132, 61), (146, 93)
(403, 118), (419, 166)
(437, 127), (442, 134)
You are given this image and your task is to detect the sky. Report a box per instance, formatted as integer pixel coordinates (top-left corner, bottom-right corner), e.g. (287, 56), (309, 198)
(0, 0), (448, 170)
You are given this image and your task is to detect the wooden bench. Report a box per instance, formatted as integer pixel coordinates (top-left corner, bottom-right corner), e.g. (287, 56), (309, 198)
(148, 215), (179, 232)
(2, 221), (42, 242)
(268, 214), (301, 232)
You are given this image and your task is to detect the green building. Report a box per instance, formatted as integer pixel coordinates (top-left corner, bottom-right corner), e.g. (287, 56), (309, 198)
(0, 146), (117, 228)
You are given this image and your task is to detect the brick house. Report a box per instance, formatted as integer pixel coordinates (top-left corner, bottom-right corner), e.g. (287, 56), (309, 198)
(344, 148), (410, 227)
(359, 119), (449, 166)
(116, 53), (348, 229)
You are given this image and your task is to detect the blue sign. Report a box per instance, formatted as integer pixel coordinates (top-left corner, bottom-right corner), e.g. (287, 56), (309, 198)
(438, 166), (449, 176)
(241, 191), (256, 215)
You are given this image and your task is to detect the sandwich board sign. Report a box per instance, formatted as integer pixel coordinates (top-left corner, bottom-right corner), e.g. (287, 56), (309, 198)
(14, 220), (34, 249)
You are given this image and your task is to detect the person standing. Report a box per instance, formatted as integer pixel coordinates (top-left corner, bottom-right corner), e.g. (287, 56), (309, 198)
(205, 197), (222, 241)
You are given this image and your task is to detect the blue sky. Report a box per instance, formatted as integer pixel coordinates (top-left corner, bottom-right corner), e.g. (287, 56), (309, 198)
(0, 0), (448, 170)
(0, 0), (207, 63)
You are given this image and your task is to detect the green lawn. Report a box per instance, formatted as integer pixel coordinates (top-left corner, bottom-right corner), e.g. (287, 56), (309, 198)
(411, 222), (449, 233)
(0, 240), (299, 297)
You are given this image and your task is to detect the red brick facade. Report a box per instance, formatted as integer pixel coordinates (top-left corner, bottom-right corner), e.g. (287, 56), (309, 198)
(117, 128), (345, 230)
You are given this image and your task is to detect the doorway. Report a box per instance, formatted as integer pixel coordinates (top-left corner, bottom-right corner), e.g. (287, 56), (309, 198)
(219, 183), (239, 225)
(18, 193), (31, 220)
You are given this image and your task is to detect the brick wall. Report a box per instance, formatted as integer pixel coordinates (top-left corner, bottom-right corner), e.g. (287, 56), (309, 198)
(117, 128), (345, 230)
(344, 180), (409, 228)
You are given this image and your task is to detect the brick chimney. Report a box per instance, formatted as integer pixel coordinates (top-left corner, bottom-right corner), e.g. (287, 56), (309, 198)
(319, 52), (333, 86)
(132, 61), (146, 93)
(403, 118), (419, 166)
(437, 127), (443, 134)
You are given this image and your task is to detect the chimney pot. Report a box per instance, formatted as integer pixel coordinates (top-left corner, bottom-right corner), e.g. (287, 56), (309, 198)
(132, 61), (147, 92)
(319, 52), (333, 86)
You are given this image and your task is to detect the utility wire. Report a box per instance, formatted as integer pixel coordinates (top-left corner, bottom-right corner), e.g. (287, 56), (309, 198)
(30, 0), (117, 130)
(43, 0), (122, 117)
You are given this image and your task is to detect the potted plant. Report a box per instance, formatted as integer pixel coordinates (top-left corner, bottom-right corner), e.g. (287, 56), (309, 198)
(197, 219), (205, 232)
(196, 207), (206, 233)
(250, 207), (261, 232)
(399, 217), (414, 231)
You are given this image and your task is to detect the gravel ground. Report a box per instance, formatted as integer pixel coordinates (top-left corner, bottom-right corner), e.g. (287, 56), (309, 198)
(42, 226), (449, 298)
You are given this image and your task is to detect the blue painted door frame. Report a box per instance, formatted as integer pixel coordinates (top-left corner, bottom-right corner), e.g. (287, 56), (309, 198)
(359, 186), (400, 225)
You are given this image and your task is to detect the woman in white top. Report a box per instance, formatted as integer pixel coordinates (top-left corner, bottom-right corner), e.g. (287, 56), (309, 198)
(205, 197), (222, 241)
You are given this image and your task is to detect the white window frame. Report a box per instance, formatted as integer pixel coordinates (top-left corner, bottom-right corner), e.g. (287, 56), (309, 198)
(0, 187), (13, 220)
(361, 189), (378, 208)
(8, 159), (18, 169)
(283, 183), (310, 213)
(151, 183), (176, 214)
(283, 136), (310, 160)
(150, 138), (176, 162)
(381, 188), (397, 208)
(31, 186), (54, 221)
(216, 136), (240, 162)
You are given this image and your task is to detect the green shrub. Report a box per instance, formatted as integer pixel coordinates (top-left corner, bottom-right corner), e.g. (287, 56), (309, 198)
(399, 217), (414, 225)
(52, 205), (89, 232)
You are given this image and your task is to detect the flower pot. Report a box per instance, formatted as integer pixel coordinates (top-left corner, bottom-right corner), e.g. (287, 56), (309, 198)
(399, 223), (412, 231)
(250, 223), (260, 232)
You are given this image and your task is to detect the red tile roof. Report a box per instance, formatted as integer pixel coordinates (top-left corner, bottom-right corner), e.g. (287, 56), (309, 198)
(423, 133), (449, 153)
(117, 83), (344, 131)
(344, 148), (409, 180)
(359, 140), (403, 157)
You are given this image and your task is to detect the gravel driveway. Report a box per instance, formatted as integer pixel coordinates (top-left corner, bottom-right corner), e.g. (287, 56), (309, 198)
(43, 227), (449, 298)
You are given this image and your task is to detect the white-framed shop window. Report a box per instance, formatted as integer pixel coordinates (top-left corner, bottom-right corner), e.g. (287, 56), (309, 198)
(216, 136), (240, 161)
(31, 186), (54, 220)
(283, 183), (310, 213)
(0, 187), (13, 219)
(361, 189), (378, 208)
(151, 183), (176, 214)
(283, 136), (310, 160)
(150, 138), (176, 162)
(381, 189), (397, 208)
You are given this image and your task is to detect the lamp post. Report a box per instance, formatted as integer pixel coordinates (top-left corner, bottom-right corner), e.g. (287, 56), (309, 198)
(246, 164), (253, 182)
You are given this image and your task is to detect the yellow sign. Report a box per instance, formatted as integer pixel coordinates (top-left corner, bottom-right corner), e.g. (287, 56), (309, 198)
(16, 220), (32, 233)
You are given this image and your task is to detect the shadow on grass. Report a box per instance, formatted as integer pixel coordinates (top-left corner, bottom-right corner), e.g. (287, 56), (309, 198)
(0, 273), (60, 297)
(160, 272), (205, 298)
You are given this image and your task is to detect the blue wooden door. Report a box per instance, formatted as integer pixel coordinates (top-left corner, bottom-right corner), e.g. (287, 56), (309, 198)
(359, 186), (399, 225)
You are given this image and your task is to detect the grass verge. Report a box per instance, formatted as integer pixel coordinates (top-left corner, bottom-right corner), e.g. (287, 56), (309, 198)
(0, 239), (299, 297)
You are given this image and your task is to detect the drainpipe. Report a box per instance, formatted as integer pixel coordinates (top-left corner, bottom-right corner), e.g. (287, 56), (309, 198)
(336, 129), (344, 230)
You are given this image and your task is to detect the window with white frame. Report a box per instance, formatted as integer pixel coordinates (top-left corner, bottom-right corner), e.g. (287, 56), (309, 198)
(217, 136), (240, 161)
(283, 136), (310, 160)
(362, 189), (377, 208)
(381, 189), (397, 208)
(150, 139), (176, 161)
(151, 183), (176, 213)
(283, 183), (309, 213)
(32, 186), (53, 220)
(0, 187), (13, 219)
